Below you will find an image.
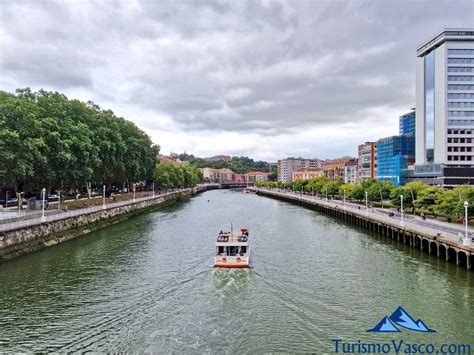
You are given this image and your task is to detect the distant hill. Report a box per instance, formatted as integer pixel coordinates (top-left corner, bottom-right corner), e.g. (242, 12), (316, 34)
(206, 155), (232, 161)
(176, 152), (275, 177)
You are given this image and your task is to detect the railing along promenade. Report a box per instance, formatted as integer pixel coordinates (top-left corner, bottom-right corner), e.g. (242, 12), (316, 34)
(0, 187), (203, 233)
(255, 187), (474, 270)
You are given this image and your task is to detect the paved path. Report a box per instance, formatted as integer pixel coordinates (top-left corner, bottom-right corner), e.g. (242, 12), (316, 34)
(0, 188), (198, 233)
(256, 188), (474, 250)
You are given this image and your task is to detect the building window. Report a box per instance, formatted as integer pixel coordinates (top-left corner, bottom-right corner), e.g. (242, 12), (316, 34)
(448, 111), (474, 116)
(448, 93), (474, 99)
(447, 102), (474, 108)
(448, 58), (474, 64)
(448, 75), (474, 81)
(425, 50), (435, 163)
(448, 49), (474, 55)
(448, 85), (474, 90)
(448, 120), (474, 126)
(448, 67), (474, 72)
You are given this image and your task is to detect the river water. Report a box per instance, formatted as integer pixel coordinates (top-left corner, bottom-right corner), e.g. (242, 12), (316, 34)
(0, 190), (472, 353)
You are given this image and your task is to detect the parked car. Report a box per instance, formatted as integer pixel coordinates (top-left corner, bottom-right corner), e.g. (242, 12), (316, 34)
(48, 194), (59, 201)
(0, 199), (18, 207)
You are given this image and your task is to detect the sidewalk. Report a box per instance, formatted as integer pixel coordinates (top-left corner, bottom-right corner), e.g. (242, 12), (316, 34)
(0, 188), (197, 233)
(256, 188), (474, 249)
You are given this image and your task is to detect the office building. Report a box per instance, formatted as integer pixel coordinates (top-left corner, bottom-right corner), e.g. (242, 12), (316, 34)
(377, 110), (416, 186)
(415, 29), (474, 186)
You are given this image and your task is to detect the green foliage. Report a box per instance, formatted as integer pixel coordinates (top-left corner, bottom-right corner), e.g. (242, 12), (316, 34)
(256, 176), (474, 219)
(180, 153), (272, 175)
(153, 161), (203, 189)
(0, 88), (159, 193)
(256, 172), (474, 219)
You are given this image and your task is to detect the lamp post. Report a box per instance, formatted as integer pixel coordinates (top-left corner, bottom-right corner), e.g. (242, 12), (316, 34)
(18, 192), (24, 214)
(58, 191), (61, 210)
(325, 187), (328, 201)
(378, 185), (384, 209)
(365, 191), (368, 211)
(152, 182), (155, 197)
(102, 185), (106, 209)
(464, 201), (469, 241)
(5, 191), (8, 209)
(301, 186), (303, 196)
(400, 194), (404, 225)
(41, 188), (46, 221)
(343, 189), (346, 209)
(133, 183), (136, 202)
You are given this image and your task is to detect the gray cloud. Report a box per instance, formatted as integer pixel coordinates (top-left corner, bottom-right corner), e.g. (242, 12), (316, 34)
(1, 0), (473, 158)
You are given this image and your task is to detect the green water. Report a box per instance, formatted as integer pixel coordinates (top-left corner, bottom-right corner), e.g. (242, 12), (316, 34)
(0, 190), (472, 352)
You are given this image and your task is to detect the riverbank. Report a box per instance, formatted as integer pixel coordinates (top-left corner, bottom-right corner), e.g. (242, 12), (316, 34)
(0, 187), (205, 262)
(255, 188), (474, 270)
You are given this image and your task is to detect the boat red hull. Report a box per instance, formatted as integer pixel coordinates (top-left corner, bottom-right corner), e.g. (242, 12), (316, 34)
(214, 264), (250, 268)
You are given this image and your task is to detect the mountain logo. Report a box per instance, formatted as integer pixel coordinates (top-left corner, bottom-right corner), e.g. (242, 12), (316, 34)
(367, 307), (436, 333)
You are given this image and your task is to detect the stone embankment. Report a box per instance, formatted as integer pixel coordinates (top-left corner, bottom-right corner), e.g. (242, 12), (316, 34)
(256, 188), (474, 271)
(0, 187), (205, 262)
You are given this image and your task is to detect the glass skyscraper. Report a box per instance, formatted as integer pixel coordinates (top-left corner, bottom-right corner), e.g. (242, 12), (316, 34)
(415, 29), (474, 186)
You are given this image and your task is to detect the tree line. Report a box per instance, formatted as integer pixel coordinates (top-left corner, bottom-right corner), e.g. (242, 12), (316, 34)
(0, 88), (202, 197)
(178, 153), (273, 175)
(153, 160), (203, 189)
(255, 178), (474, 220)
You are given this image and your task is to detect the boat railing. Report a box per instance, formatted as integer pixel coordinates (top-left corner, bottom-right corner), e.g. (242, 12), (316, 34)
(216, 234), (249, 242)
(216, 252), (249, 257)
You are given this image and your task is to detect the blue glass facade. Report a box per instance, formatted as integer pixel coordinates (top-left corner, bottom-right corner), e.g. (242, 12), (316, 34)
(377, 111), (416, 186)
(399, 111), (416, 136)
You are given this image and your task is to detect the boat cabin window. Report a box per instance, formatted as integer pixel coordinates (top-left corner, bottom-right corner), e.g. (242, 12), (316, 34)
(241, 246), (247, 254)
(218, 246), (224, 254)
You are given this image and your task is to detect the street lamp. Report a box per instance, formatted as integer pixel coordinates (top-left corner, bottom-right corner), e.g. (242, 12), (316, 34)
(58, 190), (61, 211)
(464, 201), (469, 241)
(102, 185), (106, 209)
(152, 182), (155, 197)
(18, 192), (24, 214)
(325, 187), (328, 201)
(133, 183), (136, 202)
(400, 194), (404, 225)
(343, 189), (346, 206)
(365, 191), (368, 211)
(378, 185), (384, 209)
(41, 188), (46, 221)
(5, 191), (8, 208)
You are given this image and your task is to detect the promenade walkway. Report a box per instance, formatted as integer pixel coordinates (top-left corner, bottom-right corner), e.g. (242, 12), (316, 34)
(255, 188), (474, 252)
(0, 188), (200, 233)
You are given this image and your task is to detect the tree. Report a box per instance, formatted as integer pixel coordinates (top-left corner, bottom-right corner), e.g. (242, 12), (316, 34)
(414, 186), (440, 213)
(0, 88), (159, 195)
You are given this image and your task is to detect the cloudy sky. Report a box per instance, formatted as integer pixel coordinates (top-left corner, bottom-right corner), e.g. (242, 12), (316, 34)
(1, 0), (473, 161)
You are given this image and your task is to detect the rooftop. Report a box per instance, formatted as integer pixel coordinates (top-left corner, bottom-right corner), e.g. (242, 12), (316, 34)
(417, 28), (474, 57)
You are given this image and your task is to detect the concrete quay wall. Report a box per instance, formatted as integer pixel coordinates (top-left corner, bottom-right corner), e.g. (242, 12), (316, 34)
(256, 188), (474, 271)
(0, 187), (204, 262)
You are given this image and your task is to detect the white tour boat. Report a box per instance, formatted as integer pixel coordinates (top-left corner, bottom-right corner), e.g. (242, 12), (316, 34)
(214, 227), (250, 268)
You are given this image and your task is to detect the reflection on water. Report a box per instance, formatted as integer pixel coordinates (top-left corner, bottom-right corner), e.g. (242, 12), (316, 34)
(0, 190), (472, 352)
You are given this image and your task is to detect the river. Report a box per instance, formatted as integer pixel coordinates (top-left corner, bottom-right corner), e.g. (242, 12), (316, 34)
(0, 190), (472, 353)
